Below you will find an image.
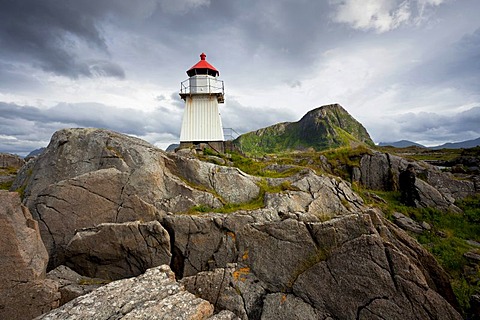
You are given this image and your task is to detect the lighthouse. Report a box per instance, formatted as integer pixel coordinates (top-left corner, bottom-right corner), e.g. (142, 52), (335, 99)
(179, 53), (225, 152)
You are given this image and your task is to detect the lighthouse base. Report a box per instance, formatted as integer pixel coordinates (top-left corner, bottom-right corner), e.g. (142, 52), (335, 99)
(179, 141), (225, 154)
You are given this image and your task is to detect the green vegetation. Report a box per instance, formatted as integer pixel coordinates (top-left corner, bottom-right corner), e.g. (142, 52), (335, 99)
(0, 180), (13, 190)
(414, 202), (480, 313)
(227, 145), (373, 180)
(0, 167), (18, 190)
(229, 152), (304, 178)
(321, 145), (373, 180)
(186, 177), (299, 215)
(457, 196), (480, 223)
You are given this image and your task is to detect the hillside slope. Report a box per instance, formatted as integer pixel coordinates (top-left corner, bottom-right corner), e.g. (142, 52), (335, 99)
(235, 103), (374, 154)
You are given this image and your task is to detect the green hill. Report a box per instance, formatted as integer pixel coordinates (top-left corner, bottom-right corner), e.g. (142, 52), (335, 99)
(234, 104), (374, 155)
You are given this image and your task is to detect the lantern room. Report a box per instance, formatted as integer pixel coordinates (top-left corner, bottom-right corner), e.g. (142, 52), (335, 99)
(180, 53), (224, 103)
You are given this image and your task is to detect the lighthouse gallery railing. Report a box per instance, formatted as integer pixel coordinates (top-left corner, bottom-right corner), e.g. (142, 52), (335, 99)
(180, 77), (224, 96)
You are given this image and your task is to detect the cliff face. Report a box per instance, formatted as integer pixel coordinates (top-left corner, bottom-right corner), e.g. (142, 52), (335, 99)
(10, 128), (462, 319)
(235, 104), (374, 154)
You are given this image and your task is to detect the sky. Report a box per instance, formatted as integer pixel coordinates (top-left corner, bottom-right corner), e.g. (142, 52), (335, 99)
(1, 0), (479, 156)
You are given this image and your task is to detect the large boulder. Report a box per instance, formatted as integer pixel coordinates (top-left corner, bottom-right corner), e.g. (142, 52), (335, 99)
(415, 179), (462, 213)
(423, 168), (476, 200)
(261, 293), (324, 320)
(65, 220), (171, 280)
(36, 265), (222, 320)
(0, 191), (60, 320)
(167, 155), (261, 204)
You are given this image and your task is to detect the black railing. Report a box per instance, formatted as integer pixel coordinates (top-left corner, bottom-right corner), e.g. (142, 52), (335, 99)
(223, 128), (240, 141)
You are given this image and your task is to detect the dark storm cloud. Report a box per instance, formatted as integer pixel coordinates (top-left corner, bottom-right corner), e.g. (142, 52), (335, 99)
(2, 0), (331, 80)
(0, 0), (127, 79)
(142, 0), (336, 79)
(0, 101), (183, 155)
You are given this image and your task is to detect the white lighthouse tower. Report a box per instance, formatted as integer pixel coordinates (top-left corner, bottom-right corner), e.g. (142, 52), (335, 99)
(179, 53), (225, 152)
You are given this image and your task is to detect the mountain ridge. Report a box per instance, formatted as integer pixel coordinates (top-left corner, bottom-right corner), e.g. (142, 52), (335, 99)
(432, 137), (480, 149)
(234, 103), (374, 154)
(378, 140), (427, 148)
(378, 137), (480, 149)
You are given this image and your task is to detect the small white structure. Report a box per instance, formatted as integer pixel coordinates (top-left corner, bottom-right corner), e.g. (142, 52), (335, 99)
(179, 53), (225, 151)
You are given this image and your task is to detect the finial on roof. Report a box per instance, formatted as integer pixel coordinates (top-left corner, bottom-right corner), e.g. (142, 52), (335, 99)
(200, 53), (206, 61)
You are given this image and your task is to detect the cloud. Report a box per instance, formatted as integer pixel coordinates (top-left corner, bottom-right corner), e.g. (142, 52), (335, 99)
(373, 106), (480, 145)
(329, 0), (446, 33)
(221, 98), (297, 134)
(0, 101), (184, 155)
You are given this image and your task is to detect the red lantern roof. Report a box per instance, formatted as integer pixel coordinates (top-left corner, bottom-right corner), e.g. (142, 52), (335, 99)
(187, 53), (219, 77)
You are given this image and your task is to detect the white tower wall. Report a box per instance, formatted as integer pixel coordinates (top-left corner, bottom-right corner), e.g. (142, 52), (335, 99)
(180, 95), (224, 142)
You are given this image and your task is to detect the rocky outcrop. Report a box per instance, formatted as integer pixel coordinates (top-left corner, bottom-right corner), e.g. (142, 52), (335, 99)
(46, 265), (107, 306)
(392, 211), (431, 234)
(0, 152), (24, 169)
(65, 221), (171, 280)
(358, 151), (475, 211)
(176, 209), (461, 319)
(163, 209), (282, 279)
(36, 265), (233, 320)
(0, 191), (60, 320)
(40, 210), (461, 320)
(167, 155), (260, 204)
(0, 152), (24, 189)
(12, 128), (260, 269)
(13, 128), (365, 272)
(423, 169), (476, 200)
(265, 169), (364, 217)
(10, 129), (464, 319)
(162, 169), (366, 281)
